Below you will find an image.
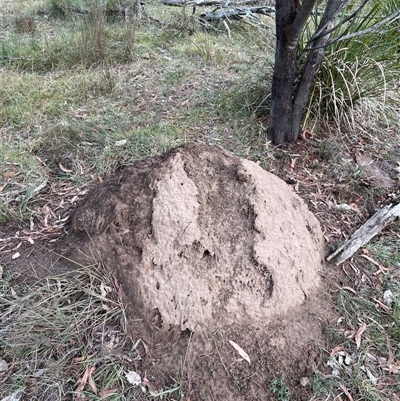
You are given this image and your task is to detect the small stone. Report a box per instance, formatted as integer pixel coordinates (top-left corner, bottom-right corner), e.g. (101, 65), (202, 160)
(344, 355), (353, 365)
(125, 370), (141, 386)
(115, 139), (127, 147)
(383, 290), (395, 307)
(0, 359), (9, 372)
(300, 377), (310, 387)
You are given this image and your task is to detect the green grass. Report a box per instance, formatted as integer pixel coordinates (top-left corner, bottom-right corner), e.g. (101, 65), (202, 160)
(303, 0), (400, 131)
(322, 235), (400, 400)
(0, 261), (141, 400)
(0, 0), (267, 224)
(268, 376), (291, 401)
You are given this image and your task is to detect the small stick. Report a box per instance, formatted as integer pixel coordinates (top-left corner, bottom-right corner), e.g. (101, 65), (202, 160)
(327, 203), (400, 266)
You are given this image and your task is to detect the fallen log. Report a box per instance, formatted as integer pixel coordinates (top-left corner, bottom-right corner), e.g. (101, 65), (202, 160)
(199, 6), (274, 21)
(327, 203), (400, 266)
(159, 0), (268, 6)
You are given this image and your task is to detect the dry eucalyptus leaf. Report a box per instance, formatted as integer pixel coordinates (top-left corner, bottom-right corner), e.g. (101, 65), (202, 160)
(355, 322), (367, 349)
(228, 340), (251, 364)
(59, 163), (73, 173)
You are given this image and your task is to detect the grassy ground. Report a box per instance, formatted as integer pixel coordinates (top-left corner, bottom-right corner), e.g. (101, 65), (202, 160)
(1, 0), (400, 400)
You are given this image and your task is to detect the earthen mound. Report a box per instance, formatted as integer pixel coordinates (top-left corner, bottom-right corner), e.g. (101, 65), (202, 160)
(69, 143), (325, 333)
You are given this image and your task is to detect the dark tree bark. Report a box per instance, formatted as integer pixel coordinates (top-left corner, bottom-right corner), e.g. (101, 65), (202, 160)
(268, 0), (342, 145)
(267, 0), (303, 145)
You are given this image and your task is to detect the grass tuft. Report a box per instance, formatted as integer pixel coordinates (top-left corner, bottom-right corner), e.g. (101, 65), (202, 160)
(268, 376), (291, 401)
(0, 261), (140, 400)
(302, 0), (400, 131)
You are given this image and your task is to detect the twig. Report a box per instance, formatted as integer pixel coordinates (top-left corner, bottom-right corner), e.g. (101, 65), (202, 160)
(327, 203), (400, 265)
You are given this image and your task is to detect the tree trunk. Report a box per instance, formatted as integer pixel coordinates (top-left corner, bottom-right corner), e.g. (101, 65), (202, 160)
(291, 0), (343, 136)
(267, 0), (299, 145)
(267, 0), (341, 145)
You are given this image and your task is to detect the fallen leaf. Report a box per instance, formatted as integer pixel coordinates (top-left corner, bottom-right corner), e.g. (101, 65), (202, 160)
(76, 366), (95, 394)
(2, 171), (16, 179)
(290, 157), (297, 170)
(0, 182), (8, 192)
(339, 383), (354, 401)
(355, 322), (367, 349)
(330, 345), (345, 357)
(344, 330), (356, 339)
(228, 340), (250, 364)
(99, 388), (118, 397)
(140, 339), (149, 355)
(300, 129), (313, 140)
(88, 373), (97, 394)
(32, 180), (47, 196)
(142, 375), (156, 392)
(341, 286), (357, 295)
(372, 298), (390, 311)
(59, 163), (73, 173)
(361, 254), (392, 274)
(387, 337), (394, 365)
(12, 242), (22, 251)
(365, 367), (378, 385)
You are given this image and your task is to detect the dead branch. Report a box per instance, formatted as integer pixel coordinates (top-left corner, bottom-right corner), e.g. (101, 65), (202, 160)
(159, 0), (268, 6)
(199, 6), (274, 21)
(327, 203), (400, 266)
